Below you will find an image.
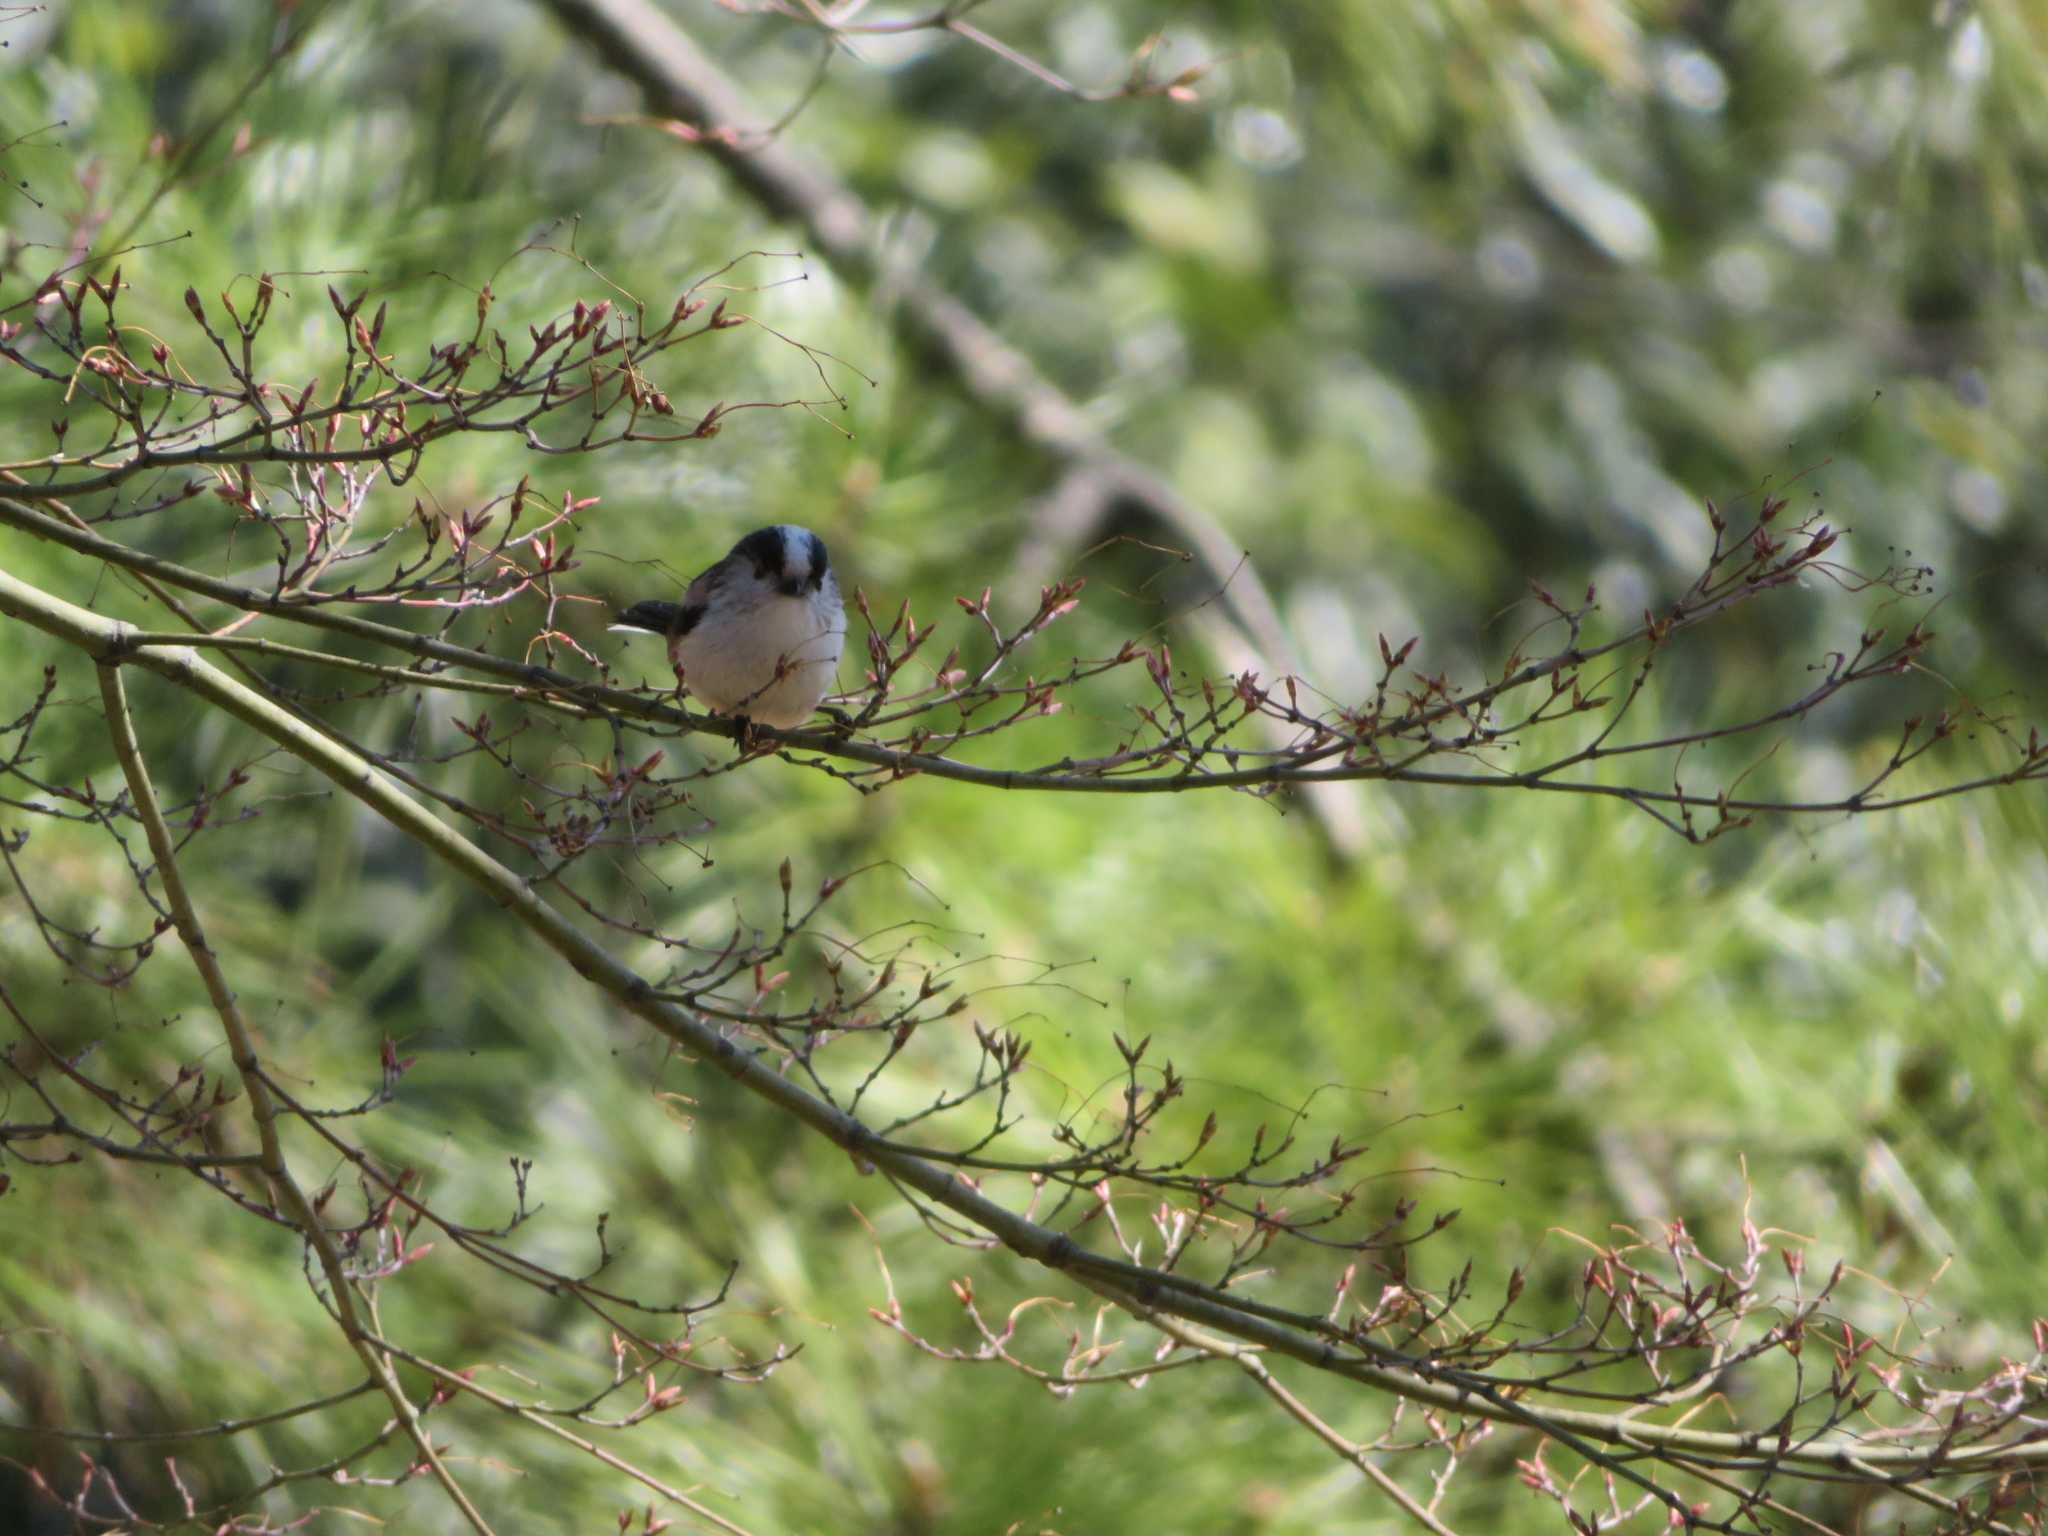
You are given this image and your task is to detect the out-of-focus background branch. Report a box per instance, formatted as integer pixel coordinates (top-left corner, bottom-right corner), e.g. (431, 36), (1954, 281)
(541, 0), (1352, 843)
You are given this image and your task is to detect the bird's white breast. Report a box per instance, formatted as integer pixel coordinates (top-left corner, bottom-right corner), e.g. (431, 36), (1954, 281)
(671, 585), (845, 729)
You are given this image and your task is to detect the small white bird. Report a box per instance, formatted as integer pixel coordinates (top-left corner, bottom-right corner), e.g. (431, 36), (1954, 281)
(611, 524), (846, 730)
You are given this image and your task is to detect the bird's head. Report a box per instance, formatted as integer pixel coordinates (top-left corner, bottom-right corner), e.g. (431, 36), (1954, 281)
(733, 524), (831, 598)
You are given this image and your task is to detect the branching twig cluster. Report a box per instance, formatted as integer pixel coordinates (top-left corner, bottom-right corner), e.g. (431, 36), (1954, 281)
(1, 242), (844, 508)
(876, 1189), (2048, 1534)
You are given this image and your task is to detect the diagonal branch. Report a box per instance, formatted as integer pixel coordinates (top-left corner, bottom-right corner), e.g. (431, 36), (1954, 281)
(1143, 1312), (1464, 1536)
(361, 1332), (759, 1536)
(7, 564), (2041, 1515)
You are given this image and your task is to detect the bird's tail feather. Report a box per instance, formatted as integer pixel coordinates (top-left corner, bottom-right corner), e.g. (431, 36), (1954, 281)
(611, 600), (688, 635)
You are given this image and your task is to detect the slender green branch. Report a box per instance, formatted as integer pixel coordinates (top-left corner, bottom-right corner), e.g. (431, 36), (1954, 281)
(121, 628), (606, 710)
(9, 1380), (378, 1445)
(1151, 1314), (1465, 1536)
(93, 658), (497, 1536)
(361, 1332), (759, 1536)
(0, 1118), (267, 1168)
(0, 493), (643, 700)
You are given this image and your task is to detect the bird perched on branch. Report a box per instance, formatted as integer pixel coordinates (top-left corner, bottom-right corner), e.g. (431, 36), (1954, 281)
(611, 524), (845, 730)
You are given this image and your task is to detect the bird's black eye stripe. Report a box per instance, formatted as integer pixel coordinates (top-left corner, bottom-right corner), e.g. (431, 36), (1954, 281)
(733, 526), (787, 581)
(805, 532), (829, 591)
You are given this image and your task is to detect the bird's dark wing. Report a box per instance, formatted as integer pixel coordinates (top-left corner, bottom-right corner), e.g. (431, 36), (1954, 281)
(671, 561), (730, 635)
(681, 562), (722, 606)
(615, 553), (732, 637)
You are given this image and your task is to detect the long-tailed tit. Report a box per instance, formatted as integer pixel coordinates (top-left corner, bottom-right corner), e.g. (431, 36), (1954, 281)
(610, 524), (846, 730)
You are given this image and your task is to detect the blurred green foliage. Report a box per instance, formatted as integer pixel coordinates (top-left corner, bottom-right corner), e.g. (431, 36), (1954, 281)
(2, 0), (2045, 1532)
